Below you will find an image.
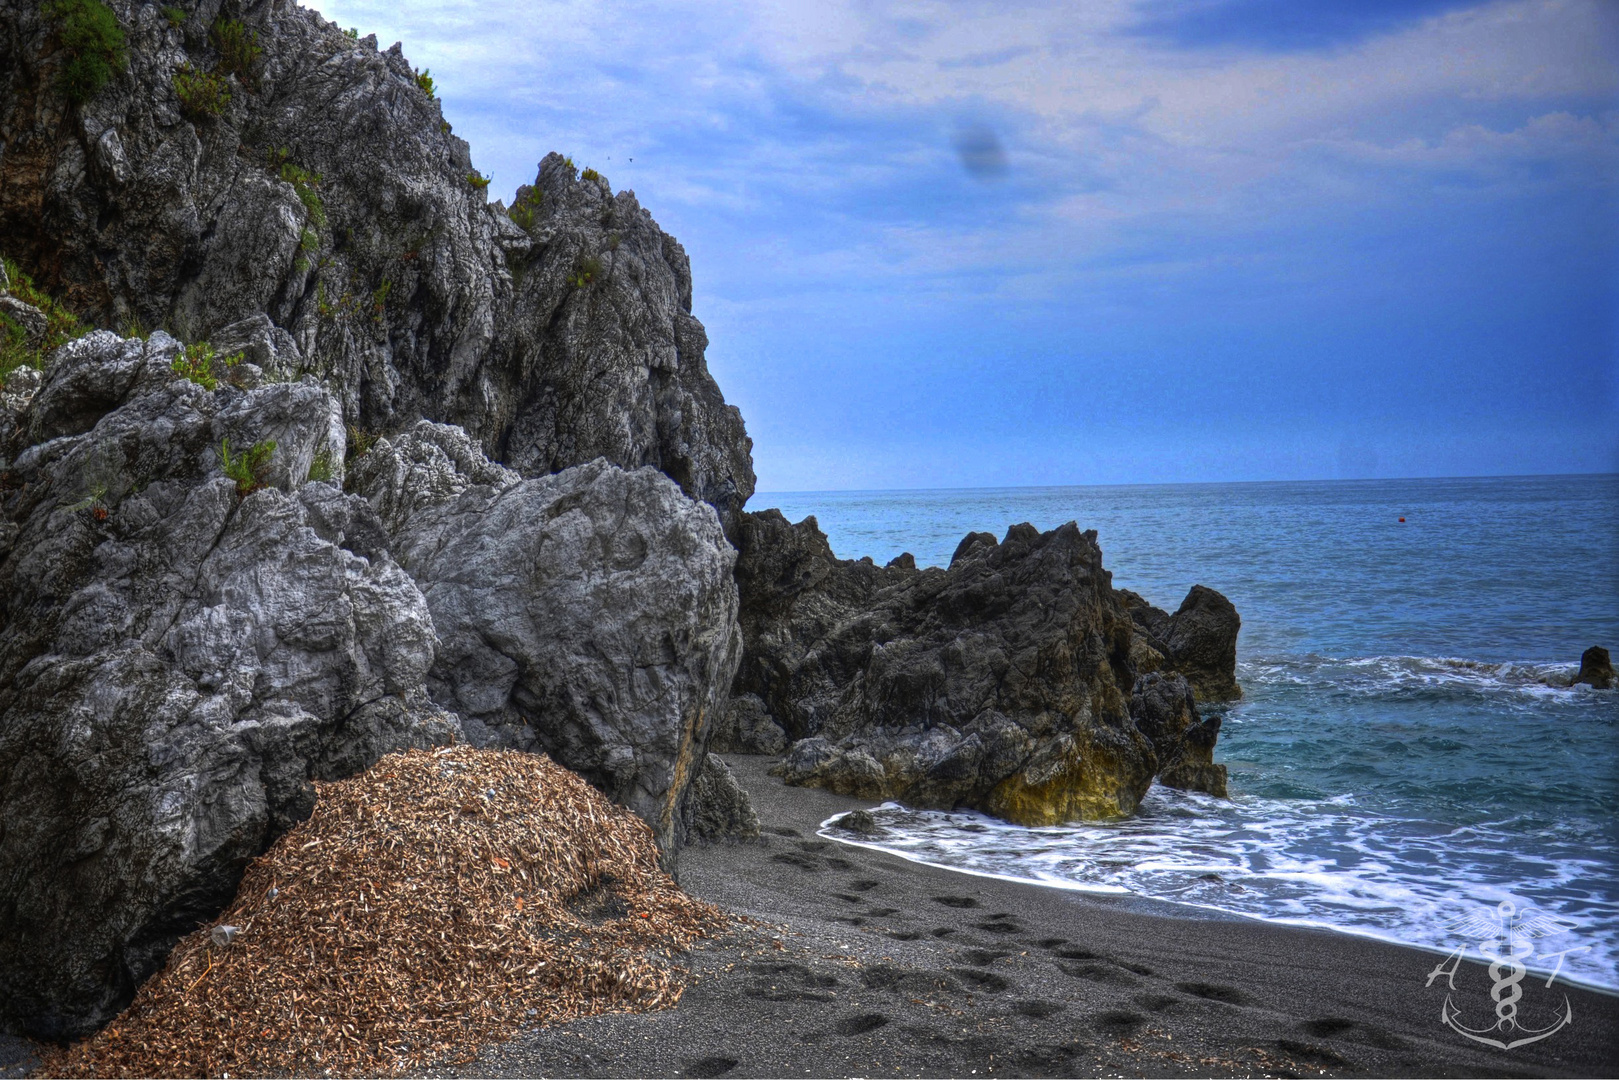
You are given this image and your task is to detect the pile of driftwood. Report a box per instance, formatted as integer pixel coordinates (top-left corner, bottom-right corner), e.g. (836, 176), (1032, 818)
(43, 746), (723, 1077)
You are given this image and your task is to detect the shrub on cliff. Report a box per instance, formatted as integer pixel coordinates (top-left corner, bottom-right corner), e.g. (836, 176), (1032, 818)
(170, 340), (241, 390)
(44, 0), (126, 104)
(0, 257), (90, 386)
(173, 63), (229, 118)
(209, 17), (261, 83)
(220, 437), (276, 496)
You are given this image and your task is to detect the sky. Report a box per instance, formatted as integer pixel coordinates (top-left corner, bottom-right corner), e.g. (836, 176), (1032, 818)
(303, 0), (1618, 492)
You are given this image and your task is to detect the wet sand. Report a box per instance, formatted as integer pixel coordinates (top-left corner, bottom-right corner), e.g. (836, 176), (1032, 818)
(459, 755), (1618, 1078)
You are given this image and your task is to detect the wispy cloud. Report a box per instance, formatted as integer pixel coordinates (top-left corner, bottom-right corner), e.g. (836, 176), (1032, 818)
(300, 0), (1617, 488)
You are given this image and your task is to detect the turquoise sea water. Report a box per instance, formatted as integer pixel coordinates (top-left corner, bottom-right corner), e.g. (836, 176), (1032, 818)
(762, 475), (1619, 989)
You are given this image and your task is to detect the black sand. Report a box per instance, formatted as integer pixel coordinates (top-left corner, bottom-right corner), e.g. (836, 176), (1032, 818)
(457, 756), (1619, 1078)
(3, 756), (1612, 1079)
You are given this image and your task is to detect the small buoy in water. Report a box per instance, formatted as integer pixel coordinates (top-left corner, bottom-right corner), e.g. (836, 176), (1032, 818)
(1398, 517), (1405, 522)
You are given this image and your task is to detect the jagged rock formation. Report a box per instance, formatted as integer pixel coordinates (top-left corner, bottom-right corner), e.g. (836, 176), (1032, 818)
(0, 331), (458, 1038)
(0, 0), (1249, 1042)
(1119, 585), (1242, 702)
(0, 0), (753, 531)
(680, 753), (761, 844)
(1129, 672), (1227, 797)
(724, 511), (1238, 823)
(349, 423), (743, 855)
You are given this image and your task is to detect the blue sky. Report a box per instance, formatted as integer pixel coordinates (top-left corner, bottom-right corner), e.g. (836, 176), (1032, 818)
(305, 0), (1617, 492)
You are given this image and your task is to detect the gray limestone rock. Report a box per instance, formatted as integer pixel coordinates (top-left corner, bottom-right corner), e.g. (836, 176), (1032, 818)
(680, 753), (761, 844)
(709, 692), (788, 755)
(0, 0), (753, 530)
(352, 438), (744, 856)
(0, 332), (455, 1039)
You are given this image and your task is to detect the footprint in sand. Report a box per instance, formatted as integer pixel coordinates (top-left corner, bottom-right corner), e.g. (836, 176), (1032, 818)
(771, 852), (821, 871)
(948, 968), (1011, 992)
(683, 1056), (739, 1078)
(1095, 1009), (1147, 1035)
(1053, 946), (1102, 960)
(847, 878), (881, 891)
(1057, 961), (1137, 986)
(1013, 999), (1066, 1019)
(833, 1013), (890, 1036)
(1277, 1039), (1352, 1068)
(932, 895), (980, 908)
(1176, 981), (1247, 1005)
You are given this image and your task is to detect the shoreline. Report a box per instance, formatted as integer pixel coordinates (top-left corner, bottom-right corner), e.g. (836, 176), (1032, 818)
(455, 756), (1619, 1078)
(813, 812), (1619, 999)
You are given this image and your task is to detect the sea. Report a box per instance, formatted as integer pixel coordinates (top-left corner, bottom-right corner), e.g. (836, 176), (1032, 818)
(761, 474), (1619, 991)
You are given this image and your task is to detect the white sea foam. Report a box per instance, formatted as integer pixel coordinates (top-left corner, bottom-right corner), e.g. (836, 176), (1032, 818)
(820, 787), (1619, 991)
(1239, 654), (1591, 702)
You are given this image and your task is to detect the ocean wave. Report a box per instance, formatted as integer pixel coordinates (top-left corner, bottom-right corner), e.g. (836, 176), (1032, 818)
(819, 790), (1619, 991)
(1240, 654), (1597, 701)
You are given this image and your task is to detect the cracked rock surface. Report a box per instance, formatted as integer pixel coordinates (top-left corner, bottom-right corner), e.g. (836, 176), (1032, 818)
(0, 0), (752, 531)
(351, 424), (744, 856)
(0, 332), (456, 1038)
(727, 510), (1239, 824)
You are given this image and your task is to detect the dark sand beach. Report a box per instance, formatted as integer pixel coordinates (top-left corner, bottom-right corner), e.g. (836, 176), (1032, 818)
(456, 756), (1618, 1079)
(2, 755), (1611, 1079)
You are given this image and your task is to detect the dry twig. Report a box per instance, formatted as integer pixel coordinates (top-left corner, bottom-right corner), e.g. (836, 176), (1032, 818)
(41, 747), (722, 1078)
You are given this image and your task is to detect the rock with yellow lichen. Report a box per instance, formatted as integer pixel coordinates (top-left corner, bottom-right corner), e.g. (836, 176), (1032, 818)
(753, 515), (1233, 825)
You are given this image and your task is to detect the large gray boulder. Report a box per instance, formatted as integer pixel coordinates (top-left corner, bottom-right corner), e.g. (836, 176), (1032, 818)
(0, 0), (753, 531)
(0, 332), (456, 1039)
(351, 423), (745, 855)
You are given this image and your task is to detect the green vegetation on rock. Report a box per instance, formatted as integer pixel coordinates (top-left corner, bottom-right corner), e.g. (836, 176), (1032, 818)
(0, 257), (89, 387)
(209, 18), (260, 83)
(509, 187), (543, 231)
(568, 254), (603, 289)
(414, 68), (434, 98)
(306, 447), (336, 483)
(44, 0), (126, 104)
(173, 63), (229, 118)
(170, 341), (241, 391)
(220, 438), (276, 496)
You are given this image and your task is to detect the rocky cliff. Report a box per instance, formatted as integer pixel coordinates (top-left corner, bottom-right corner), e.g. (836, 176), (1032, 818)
(0, 0), (1242, 1043)
(0, 0), (754, 531)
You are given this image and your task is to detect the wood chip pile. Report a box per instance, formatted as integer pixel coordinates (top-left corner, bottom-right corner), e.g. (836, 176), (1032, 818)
(42, 746), (724, 1078)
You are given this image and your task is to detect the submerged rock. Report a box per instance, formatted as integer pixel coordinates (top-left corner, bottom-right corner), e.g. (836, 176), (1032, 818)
(1572, 645), (1614, 690)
